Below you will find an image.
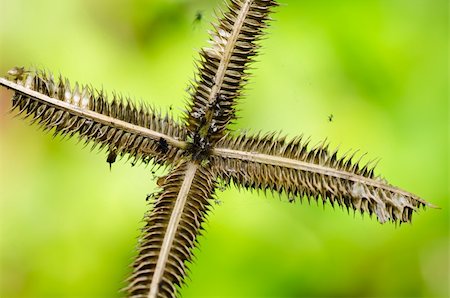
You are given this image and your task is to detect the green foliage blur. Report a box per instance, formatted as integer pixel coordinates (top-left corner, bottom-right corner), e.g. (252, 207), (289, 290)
(0, 0), (448, 297)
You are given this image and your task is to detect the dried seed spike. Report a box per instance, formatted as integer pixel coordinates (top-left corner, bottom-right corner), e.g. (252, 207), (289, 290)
(185, 0), (279, 145)
(125, 161), (216, 298)
(0, 70), (188, 168)
(213, 131), (432, 224)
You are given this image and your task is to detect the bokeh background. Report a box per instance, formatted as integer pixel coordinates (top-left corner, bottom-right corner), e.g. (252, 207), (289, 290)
(0, 0), (448, 297)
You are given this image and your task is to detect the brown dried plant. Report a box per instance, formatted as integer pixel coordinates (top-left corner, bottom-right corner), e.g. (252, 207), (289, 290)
(0, 0), (435, 297)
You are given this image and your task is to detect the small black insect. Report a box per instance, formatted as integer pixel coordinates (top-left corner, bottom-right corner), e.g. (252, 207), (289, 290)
(328, 114), (334, 122)
(193, 10), (204, 27)
(157, 137), (169, 153)
(107, 150), (117, 170)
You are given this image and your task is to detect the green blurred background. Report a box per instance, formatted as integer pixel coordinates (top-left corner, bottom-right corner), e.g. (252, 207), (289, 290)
(0, 0), (448, 297)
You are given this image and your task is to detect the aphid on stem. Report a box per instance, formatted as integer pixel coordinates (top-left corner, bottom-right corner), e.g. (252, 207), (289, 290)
(107, 149), (117, 170)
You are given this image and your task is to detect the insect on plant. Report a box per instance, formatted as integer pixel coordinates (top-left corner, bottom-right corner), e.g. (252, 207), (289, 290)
(0, 0), (436, 297)
(107, 149), (118, 170)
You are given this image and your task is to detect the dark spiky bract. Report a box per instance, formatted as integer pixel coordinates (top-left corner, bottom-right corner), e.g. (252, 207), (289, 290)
(125, 162), (216, 297)
(185, 0), (278, 156)
(7, 68), (186, 167)
(213, 132), (429, 223)
(0, 0), (435, 297)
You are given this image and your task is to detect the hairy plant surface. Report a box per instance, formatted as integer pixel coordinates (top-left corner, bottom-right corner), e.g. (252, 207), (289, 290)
(0, 0), (435, 297)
